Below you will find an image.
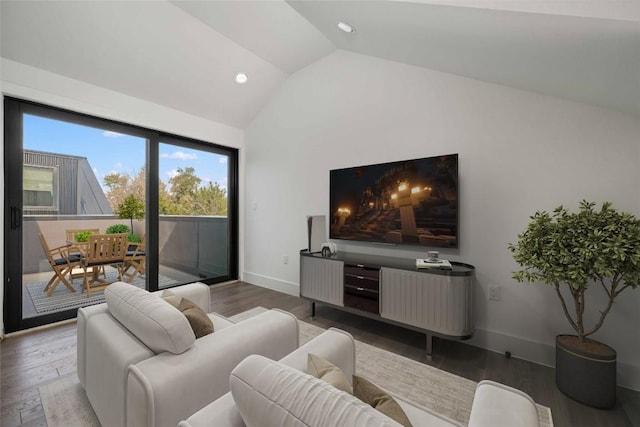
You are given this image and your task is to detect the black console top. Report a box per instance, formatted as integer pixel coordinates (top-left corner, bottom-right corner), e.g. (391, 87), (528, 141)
(300, 250), (474, 277)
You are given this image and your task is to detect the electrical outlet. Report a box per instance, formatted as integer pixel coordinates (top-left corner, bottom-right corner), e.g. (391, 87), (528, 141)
(488, 285), (501, 301)
(283, 254), (289, 264)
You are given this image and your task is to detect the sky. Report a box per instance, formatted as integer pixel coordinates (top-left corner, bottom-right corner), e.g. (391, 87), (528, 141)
(23, 114), (229, 192)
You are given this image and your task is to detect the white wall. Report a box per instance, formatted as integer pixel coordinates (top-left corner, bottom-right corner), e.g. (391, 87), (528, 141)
(0, 58), (245, 336)
(244, 50), (640, 389)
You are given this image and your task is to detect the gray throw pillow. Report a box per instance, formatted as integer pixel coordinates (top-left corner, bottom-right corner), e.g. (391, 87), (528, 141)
(162, 290), (214, 338)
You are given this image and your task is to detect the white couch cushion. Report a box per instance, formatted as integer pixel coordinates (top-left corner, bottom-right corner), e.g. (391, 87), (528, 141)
(105, 281), (195, 354)
(230, 355), (403, 427)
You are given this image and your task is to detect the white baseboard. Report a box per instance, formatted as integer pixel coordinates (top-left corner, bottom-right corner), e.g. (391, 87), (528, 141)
(466, 328), (640, 391)
(239, 273), (640, 391)
(242, 271), (300, 297)
(466, 328), (556, 367)
(618, 362), (640, 391)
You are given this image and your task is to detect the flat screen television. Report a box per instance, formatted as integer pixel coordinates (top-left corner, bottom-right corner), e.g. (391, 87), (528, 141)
(329, 153), (458, 248)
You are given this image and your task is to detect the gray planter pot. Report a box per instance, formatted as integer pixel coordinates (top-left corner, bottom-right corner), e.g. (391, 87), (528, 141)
(556, 334), (617, 409)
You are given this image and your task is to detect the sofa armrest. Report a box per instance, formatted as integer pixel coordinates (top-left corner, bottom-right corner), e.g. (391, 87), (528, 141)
(279, 327), (356, 381)
(83, 311), (155, 427)
(468, 380), (539, 427)
(153, 282), (210, 313)
(127, 309), (298, 427)
(77, 304), (110, 388)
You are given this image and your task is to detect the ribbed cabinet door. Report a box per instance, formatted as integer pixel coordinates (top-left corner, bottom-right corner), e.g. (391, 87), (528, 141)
(300, 256), (344, 307)
(380, 267), (475, 336)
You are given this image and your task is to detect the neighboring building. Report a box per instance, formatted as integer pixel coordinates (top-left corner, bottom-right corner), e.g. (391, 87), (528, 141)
(23, 149), (112, 215)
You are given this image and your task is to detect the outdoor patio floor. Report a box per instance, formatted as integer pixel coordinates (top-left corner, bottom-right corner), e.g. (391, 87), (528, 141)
(21, 265), (200, 318)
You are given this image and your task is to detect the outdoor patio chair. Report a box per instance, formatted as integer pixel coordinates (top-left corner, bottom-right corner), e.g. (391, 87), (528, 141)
(39, 234), (82, 297)
(122, 235), (146, 283)
(81, 233), (128, 297)
(65, 228), (105, 280)
(65, 228), (100, 242)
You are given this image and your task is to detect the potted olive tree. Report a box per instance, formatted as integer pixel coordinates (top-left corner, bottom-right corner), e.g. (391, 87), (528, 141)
(509, 201), (640, 408)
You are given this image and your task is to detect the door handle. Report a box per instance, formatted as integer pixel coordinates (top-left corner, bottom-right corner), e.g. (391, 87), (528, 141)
(10, 206), (22, 230)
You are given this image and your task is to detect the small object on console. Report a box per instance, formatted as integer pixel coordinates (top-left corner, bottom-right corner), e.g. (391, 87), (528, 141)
(416, 258), (452, 270)
(427, 251), (440, 262)
(321, 242), (337, 257)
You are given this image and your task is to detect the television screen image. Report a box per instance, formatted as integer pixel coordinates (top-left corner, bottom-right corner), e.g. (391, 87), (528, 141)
(329, 154), (458, 248)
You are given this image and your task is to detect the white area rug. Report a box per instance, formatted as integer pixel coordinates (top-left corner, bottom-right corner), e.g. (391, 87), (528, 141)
(40, 374), (100, 427)
(40, 307), (553, 427)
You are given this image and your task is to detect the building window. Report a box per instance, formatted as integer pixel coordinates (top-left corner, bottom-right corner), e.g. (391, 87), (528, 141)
(23, 165), (59, 211)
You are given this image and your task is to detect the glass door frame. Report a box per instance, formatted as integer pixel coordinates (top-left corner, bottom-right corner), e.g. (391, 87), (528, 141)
(4, 97), (239, 332)
(158, 135), (239, 285)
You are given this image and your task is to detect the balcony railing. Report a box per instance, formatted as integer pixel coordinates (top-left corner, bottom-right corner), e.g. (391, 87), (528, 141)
(23, 215), (229, 278)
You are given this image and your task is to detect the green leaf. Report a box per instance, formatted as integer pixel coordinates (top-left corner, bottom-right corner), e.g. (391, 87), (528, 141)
(509, 200), (640, 336)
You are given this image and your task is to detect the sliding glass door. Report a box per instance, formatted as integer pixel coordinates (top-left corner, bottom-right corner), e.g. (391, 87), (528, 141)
(20, 113), (147, 321)
(157, 139), (234, 287)
(4, 98), (238, 332)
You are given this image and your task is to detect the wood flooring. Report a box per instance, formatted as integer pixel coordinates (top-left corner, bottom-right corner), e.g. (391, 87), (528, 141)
(1, 281), (639, 426)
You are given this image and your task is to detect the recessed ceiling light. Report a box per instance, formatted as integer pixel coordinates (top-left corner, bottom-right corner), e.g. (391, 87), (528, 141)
(234, 72), (248, 84)
(337, 21), (355, 33)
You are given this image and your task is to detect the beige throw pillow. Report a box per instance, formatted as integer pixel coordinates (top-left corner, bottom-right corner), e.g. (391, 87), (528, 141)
(162, 290), (214, 338)
(307, 353), (353, 394)
(353, 375), (414, 427)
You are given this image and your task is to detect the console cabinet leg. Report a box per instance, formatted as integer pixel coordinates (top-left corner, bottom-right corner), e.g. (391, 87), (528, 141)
(310, 301), (316, 319)
(426, 333), (433, 360)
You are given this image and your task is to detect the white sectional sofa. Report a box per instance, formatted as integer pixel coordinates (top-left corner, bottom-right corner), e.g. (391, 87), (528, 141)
(77, 282), (299, 427)
(180, 327), (541, 427)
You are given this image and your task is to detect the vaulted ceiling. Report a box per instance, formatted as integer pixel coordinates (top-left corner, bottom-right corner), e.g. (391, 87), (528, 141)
(2, 1), (639, 129)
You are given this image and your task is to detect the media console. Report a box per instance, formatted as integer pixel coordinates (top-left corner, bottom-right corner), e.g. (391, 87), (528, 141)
(299, 250), (476, 356)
